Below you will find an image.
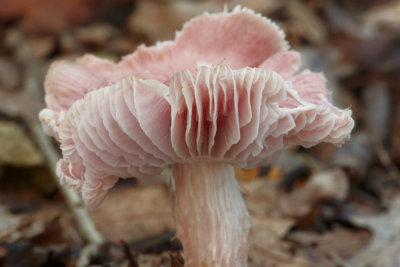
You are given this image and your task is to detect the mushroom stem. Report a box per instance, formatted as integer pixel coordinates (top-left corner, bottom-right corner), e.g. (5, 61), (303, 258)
(172, 162), (250, 267)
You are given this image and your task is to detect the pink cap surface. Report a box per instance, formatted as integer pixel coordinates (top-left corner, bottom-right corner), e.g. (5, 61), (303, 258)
(40, 6), (354, 206)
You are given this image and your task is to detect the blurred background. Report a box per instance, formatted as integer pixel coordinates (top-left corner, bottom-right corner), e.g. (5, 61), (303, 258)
(0, 0), (399, 266)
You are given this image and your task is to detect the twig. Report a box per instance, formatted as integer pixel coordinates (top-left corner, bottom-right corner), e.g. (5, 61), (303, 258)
(76, 244), (100, 267)
(119, 238), (139, 267)
(14, 27), (104, 267)
(33, 124), (104, 245)
(33, 124), (104, 265)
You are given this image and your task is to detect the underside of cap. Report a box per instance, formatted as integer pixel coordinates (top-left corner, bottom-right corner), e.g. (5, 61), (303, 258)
(52, 64), (353, 205)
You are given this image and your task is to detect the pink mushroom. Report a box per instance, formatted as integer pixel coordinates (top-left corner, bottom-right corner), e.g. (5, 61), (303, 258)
(39, 6), (354, 267)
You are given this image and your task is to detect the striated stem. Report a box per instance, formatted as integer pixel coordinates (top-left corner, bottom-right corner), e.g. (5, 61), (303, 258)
(172, 162), (250, 267)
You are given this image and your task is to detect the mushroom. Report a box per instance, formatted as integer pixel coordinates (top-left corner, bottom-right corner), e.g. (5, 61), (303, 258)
(39, 6), (354, 267)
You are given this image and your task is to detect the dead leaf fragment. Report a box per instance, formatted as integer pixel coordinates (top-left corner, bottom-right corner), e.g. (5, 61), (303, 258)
(279, 169), (349, 217)
(348, 196), (400, 267)
(0, 120), (43, 166)
(240, 178), (310, 267)
(288, 227), (371, 266)
(90, 183), (175, 242)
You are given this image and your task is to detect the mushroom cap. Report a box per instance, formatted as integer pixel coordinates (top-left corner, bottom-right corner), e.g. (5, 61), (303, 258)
(39, 6), (354, 206)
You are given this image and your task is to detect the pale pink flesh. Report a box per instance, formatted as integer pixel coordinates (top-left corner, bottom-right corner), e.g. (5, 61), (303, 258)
(39, 6), (355, 266)
(173, 162), (249, 267)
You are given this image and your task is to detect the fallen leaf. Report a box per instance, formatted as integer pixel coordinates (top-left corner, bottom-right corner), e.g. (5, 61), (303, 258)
(0, 120), (43, 166)
(348, 196), (400, 267)
(288, 226), (371, 266)
(279, 169), (349, 217)
(241, 178), (280, 215)
(240, 178), (304, 267)
(90, 183), (175, 242)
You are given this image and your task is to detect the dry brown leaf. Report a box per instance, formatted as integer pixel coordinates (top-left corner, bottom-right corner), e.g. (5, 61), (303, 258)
(241, 178), (280, 216)
(279, 169), (349, 217)
(348, 196), (400, 267)
(0, 192), (80, 246)
(0, 120), (43, 166)
(289, 227), (371, 266)
(90, 183), (175, 242)
(240, 178), (306, 266)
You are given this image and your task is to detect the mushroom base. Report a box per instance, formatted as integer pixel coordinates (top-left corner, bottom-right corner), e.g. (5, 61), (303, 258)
(172, 162), (250, 267)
